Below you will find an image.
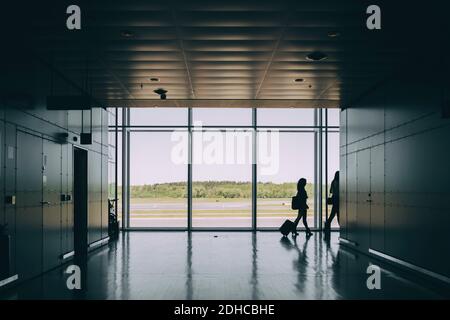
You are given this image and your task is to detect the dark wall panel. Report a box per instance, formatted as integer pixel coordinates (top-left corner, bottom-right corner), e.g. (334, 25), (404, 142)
(0, 122), (4, 226)
(345, 152), (357, 243)
(355, 149), (370, 251)
(68, 110), (83, 135)
(16, 131), (43, 281)
(4, 123), (16, 275)
(369, 145), (384, 252)
(384, 79), (437, 130)
(384, 125), (450, 276)
(67, 146), (74, 252)
(339, 153), (347, 239)
(347, 97), (384, 145)
(341, 72), (450, 280)
(42, 139), (62, 271)
(88, 151), (102, 244)
(101, 154), (109, 239)
(1, 54), (109, 284)
(61, 144), (74, 255)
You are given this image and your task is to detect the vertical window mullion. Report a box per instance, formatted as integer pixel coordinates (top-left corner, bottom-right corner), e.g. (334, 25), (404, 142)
(126, 108), (131, 229)
(114, 107), (118, 227)
(187, 108), (192, 231)
(325, 109), (329, 224)
(316, 109), (323, 230)
(252, 108), (257, 231)
(121, 107), (129, 230)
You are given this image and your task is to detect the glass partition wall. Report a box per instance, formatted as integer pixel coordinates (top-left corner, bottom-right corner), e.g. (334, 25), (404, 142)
(109, 108), (339, 230)
(129, 131), (188, 228)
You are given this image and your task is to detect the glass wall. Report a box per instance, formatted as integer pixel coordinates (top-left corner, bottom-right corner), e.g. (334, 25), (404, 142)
(325, 132), (340, 228)
(323, 109), (340, 229)
(129, 131), (188, 228)
(192, 129), (253, 228)
(130, 108), (188, 126)
(107, 108), (119, 221)
(193, 108), (252, 127)
(257, 108), (315, 127)
(257, 132), (315, 228)
(112, 107), (340, 230)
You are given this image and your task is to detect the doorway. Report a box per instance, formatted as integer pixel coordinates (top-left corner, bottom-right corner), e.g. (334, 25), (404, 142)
(73, 147), (88, 257)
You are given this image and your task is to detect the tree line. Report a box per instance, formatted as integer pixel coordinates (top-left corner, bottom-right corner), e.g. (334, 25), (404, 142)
(116, 181), (314, 199)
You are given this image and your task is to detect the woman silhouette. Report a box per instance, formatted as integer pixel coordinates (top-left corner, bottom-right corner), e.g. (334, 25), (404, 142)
(293, 178), (313, 237)
(324, 171), (339, 232)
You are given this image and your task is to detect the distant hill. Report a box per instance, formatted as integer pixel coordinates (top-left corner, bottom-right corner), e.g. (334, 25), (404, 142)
(117, 181), (315, 199)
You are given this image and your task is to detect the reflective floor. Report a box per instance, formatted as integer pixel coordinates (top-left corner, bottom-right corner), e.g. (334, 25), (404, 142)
(1, 232), (449, 300)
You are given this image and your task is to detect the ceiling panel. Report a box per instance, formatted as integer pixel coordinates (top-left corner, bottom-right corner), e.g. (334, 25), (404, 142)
(8, 0), (446, 107)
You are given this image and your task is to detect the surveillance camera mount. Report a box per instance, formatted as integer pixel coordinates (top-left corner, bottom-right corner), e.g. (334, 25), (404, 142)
(154, 88), (168, 100)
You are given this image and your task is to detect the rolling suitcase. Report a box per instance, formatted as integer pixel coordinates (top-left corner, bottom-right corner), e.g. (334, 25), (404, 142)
(279, 220), (295, 236)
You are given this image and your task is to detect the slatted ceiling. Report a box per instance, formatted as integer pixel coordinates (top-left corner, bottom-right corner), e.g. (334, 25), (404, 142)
(174, 12), (288, 28)
(105, 52), (185, 61)
(59, 61), (187, 70)
(187, 52), (273, 62)
(86, 12), (174, 27)
(190, 62), (267, 70)
(85, 0), (359, 12)
(20, 0), (422, 107)
(180, 28), (281, 40)
(182, 40), (277, 51)
(38, 41), (403, 56)
(106, 70), (187, 77)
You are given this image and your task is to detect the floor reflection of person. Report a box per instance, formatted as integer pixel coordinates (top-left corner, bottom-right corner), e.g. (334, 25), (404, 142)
(293, 178), (312, 237)
(324, 171), (339, 232)
(292, 235), (310, 294)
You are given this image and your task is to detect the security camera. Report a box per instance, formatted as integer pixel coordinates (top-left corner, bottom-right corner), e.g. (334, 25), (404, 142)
(153, 88), (167, 100)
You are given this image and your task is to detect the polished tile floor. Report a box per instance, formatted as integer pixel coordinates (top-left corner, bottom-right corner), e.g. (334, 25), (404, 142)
(1, 232), (449, 300)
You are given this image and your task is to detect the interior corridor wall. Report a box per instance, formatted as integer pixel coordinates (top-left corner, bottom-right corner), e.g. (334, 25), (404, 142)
(0, 56), (109, 284)
(339, 69), (450, 280)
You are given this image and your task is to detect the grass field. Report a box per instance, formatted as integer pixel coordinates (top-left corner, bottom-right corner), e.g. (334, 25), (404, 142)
(114, 182), (340, 227)
(128, 197), (315, 218)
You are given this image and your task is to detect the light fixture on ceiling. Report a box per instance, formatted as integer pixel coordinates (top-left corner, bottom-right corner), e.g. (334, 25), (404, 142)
(327, 31), (340, 38)
(149, 77), (160, 82)
(306, 51), (328, 61)
(294, 78), (305, 83)
(120, 30), (134, 38)
(154, 88), (167, 100)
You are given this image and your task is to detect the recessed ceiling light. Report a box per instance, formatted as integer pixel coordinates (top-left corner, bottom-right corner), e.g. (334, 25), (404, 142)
(306, 51), (328, 61)
(327, 31), (340, 38)
(120, 30), (134, 38)
(149, 77), (160, 82)
(294, 78), (304, 83)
